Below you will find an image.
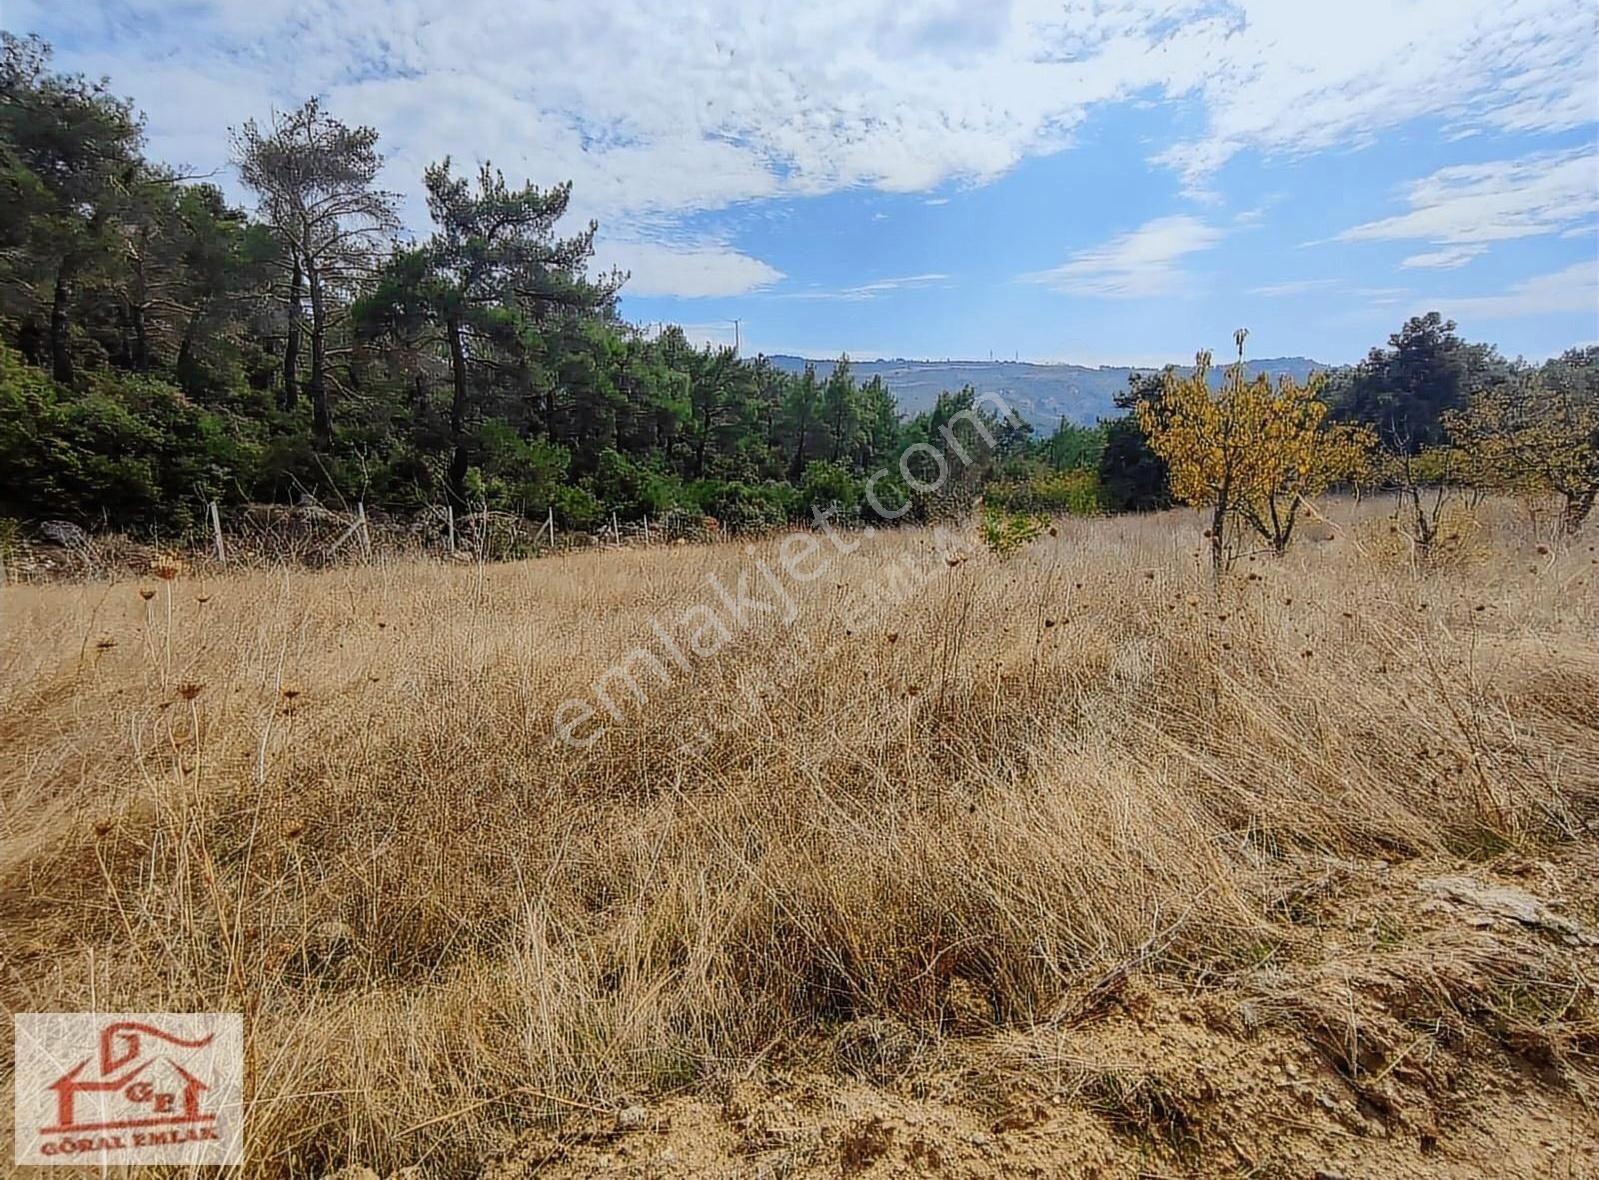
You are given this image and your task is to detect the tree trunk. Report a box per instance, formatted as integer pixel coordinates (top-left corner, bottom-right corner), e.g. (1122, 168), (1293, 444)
(694, 413), (709, 478)
(1208, 498), (1227, 576)
(1268, 494), (1295, 555)
(50, 264), (74, 386)
(282, 257), (302, 412)
(306, 262), (331, 443)
(176, 301), (207, 385)
(1208, 469), (1232, 577)
(447, 315), (470, 507)
(129, 227), (150, 371)
(130, 301), (149, 371)
(789, 423), (808, 482)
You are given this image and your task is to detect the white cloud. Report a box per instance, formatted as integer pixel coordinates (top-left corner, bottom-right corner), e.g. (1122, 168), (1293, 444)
(594, 240), (784, 298)
(1150, 2), (1598, 183)
(1339, 149), (1597, 250)
(1401, 246), (1488, 270)
(1353, 286), (1411, 306)
(13, 0), (1594, 268)
(1023, 216), (1222, 298)
(779, 273), (952, 301)
(1432, 262), (1598, 320)
(1248, 278), (1340, 296)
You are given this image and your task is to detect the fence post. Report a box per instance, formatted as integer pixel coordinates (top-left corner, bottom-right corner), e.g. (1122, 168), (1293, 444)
(547, 507), (556, 550)
(446, 505), (456, 553)
(358, 502), (372, 559)
(209, 500), (227, 565)
(643, 514), (650, 545)
(611, 511), (621, 545)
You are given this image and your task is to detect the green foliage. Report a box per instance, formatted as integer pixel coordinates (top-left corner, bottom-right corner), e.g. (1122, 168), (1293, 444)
(550, 483), (603, 530)
(1040, 418), (1106, 471)
(0, 344), (255, 530)
(1324, 313), (1507, 453)
(988, 467), (1103, 515)
(979, 504), (1047, 558)
(0, 37), (1586, 546)
(798, 459), (860, 519)
(1097, 416), (1171, 512)
(689, 479), (796, 531)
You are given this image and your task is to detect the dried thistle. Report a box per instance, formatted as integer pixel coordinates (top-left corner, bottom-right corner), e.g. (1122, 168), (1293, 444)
(176, 681), (205, 701)
(151, 555), (184, 581)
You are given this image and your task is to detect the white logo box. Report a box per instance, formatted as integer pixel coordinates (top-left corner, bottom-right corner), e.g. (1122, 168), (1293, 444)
(13, 1013), (244, 1166)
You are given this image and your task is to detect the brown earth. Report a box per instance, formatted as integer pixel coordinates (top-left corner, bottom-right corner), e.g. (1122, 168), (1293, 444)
(478, 853), (1598, 1179)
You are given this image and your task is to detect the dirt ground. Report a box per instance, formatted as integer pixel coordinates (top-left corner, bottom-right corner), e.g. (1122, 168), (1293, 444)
(467, 852), (1599, 1180)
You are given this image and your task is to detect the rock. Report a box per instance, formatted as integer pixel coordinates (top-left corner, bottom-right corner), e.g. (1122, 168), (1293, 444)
(1418, 876), (1598, 945)
(615, 1105), (648, 1132)
(40, 520), (88, 548)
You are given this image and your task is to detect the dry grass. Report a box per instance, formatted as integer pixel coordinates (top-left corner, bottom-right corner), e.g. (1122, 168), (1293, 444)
(1, 498), (1596, 1175)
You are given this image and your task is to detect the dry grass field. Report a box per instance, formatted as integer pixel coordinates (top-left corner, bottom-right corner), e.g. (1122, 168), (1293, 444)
(2, 499), (1597, 1177)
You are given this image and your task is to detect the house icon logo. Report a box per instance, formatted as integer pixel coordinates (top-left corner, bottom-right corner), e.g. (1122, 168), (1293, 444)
(14, 1012), (244, 1166)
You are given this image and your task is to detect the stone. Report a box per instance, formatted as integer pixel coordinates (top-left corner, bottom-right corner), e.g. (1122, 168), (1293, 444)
(1419, 876), (1598, 945)
(615, 1105), (648, 1133)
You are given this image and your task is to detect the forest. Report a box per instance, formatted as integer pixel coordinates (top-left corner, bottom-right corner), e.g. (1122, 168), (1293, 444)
(2, 32), (1595, 543)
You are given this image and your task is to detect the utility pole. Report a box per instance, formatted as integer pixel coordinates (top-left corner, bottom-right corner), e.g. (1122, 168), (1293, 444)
(731, 318), (741, 355)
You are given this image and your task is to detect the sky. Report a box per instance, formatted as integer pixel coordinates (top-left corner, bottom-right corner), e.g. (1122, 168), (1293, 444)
(9, 0), (1598, 366)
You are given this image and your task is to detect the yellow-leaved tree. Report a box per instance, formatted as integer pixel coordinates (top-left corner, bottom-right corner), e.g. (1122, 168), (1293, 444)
(1443, 362), (1599, 536)
(1139, 330), (1374, 572)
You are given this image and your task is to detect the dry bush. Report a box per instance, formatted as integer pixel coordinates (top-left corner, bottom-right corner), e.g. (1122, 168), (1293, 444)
(0, 498), (1595, 1174)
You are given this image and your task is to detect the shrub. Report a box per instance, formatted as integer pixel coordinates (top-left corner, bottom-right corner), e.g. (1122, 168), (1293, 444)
(551, 483), (604, 531)
(988, 468), (1104, 516)
(1097, 415), (1172, 513)
(798, 460), (860, 520)
(979, 504), (1047, 557)
(688, 479), (796, 531)
(0, 345), (257, 532)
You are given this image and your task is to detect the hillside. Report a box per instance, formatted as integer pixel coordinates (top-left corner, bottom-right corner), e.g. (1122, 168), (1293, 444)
(765, 355), (1327, 426)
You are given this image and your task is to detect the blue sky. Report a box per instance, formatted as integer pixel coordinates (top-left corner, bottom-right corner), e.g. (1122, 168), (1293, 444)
(11, 0), (1598, 365)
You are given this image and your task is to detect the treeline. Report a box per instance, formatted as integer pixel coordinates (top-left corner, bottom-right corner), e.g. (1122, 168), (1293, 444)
(1, 33), (1593, 544)
(1030, 315), (1597, 538)
(0, 35), (1030, 537)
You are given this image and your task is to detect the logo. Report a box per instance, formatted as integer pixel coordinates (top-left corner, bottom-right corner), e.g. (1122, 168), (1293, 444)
(13, 1013), (244, 1166)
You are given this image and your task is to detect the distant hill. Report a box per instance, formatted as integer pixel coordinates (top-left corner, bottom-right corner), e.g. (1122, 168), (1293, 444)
(763, 355), (1328, 427)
